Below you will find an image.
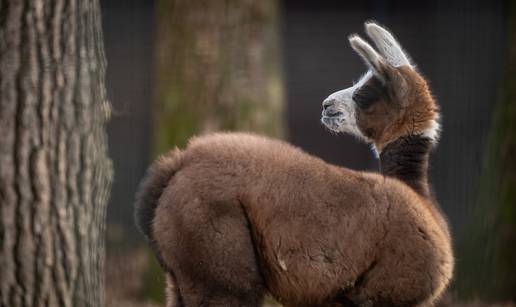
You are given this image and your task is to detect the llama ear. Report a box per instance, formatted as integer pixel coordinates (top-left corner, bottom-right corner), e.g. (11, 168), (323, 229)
(349, 34), (390, 82)
(365, 22), (412, 68)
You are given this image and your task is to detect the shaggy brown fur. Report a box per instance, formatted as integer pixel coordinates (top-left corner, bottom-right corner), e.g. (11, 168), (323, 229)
(135, 22), (454, 307)
(140, 133), (452, 307)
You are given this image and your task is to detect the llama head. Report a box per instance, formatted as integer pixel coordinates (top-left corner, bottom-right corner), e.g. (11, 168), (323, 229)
(321, 22), (440, 154)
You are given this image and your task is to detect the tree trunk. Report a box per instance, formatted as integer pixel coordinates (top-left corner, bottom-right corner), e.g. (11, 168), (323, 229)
(154, 0), (284, 154)
(0, 0), (112, 306)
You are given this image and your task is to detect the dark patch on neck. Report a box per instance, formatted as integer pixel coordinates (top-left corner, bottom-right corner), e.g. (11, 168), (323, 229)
(379, 135), (432, 197)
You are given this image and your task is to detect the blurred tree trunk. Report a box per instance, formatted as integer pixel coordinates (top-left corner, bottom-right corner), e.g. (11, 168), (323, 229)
(0, 1), (112, 306)
(154, 0), (284, 154)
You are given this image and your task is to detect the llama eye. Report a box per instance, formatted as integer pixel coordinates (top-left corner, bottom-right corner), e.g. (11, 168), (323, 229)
(352, 77), (385, 109)
(352, 86), (379, 109)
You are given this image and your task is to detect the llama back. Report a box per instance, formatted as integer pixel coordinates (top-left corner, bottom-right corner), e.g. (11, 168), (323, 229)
(134, 148), (184, 242)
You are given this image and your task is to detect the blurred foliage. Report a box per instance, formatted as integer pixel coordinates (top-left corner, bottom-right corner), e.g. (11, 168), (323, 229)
(142, 249), (167, 304)
(106, 247), (161, 307)
(456, 1), (516, 301)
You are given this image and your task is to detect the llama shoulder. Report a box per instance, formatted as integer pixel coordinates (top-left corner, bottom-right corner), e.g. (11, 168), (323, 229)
(359, 171), (450, 241)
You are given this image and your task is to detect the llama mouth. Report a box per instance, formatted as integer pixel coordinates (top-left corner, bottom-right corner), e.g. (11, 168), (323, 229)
(323, 111), (343, 118)
(321, 116), (344, 131)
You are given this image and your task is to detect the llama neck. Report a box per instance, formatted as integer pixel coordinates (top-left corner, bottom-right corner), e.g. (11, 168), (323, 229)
(379, 135), (432, 198)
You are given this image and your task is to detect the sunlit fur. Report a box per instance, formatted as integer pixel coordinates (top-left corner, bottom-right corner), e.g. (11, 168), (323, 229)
(136, 22), (453, 307)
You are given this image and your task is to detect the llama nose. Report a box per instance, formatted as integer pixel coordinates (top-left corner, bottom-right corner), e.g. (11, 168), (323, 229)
(323, 99), (335, 111)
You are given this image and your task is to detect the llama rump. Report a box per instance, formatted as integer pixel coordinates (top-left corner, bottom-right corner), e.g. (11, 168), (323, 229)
(135, 22), (454, 307)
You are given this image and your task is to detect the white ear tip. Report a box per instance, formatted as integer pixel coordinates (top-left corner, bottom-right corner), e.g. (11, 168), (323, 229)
(348, 34), (360, 43)
(348, 34), (366, 49)
(365, 21), (382, 30)
(365, 22), (391, 38)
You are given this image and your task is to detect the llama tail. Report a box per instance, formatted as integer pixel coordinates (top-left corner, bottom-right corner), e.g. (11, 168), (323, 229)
(134, 148), (184, 242)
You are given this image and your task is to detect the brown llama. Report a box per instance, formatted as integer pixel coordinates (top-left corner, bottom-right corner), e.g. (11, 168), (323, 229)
(135, 22), (454, 307)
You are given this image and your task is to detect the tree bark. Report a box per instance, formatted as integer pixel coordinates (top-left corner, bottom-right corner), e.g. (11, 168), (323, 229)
(0, 0), (112, 306)
(154, 0), (284, 154)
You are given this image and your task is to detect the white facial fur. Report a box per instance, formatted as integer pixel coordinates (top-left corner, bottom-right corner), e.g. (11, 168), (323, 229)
(321, 71), (371, 140)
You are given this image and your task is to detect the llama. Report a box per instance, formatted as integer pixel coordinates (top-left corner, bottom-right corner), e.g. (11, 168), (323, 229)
(135, 22), (454, 307)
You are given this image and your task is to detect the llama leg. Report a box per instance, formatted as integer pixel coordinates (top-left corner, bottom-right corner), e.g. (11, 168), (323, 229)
(346, 258), (432, 307)
(154, 197), (266, 307)
(165, 272), (183, 307)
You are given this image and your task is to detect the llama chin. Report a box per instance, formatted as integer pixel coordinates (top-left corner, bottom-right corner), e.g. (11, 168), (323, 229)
(321, 71), (371, 141)
(136, 22), (454, 307)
